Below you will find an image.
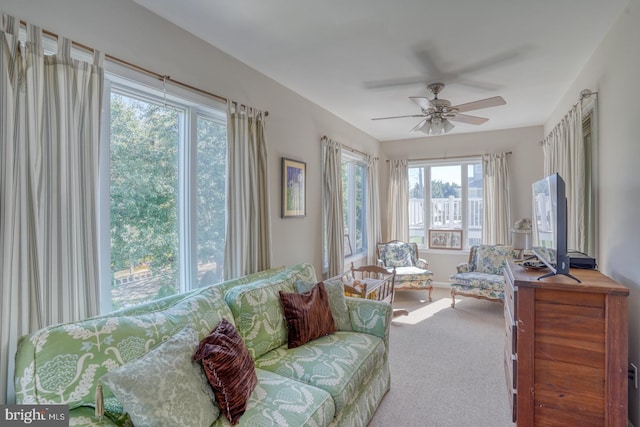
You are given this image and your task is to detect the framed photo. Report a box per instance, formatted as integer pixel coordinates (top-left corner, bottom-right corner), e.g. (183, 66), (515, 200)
(344, 234), (353, 257)
(281, 157), (306, 218)
(429, 229), (463, 250)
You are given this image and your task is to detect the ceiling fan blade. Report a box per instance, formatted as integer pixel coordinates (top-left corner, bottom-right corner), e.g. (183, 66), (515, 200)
(363, 76), (428, 90)
(410, 118), (428, 132)
(371, 114), (426, 121)
(450, 113), (489, 125)
(409, 96), (434, 110)
(453, 96), (506, 113)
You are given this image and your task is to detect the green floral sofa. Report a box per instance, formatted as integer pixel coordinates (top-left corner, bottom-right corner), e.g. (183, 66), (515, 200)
(376, 240), (434, 301)
(449, 245), (517, 308)
(14, 263), (392, 426)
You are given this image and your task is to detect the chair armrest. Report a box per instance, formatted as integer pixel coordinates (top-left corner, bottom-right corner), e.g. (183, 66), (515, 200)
(456, 262), (471, 273)
(416, 258), (429, 269)
(345, 297), (392, 344)
(377, 258), (385, 268)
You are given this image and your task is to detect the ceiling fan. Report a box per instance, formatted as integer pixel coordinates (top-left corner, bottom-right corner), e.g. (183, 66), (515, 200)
(371, 83), (506, 135)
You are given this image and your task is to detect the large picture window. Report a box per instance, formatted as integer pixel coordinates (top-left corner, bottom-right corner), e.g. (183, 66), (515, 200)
(101, 73), (226, 311)
(408, 160), (483, 249)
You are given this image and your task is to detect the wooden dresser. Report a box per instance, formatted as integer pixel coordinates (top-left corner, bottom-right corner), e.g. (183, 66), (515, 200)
(504, 261), (629, 426)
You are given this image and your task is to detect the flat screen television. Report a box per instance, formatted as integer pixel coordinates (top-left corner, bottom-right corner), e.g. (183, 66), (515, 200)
(531, 173), (580, 282)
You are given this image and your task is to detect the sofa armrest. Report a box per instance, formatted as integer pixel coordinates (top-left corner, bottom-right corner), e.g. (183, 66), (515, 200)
(456, 262), (471, 273)
(345, 298), (392, 344)
(416, 258), (429, 269)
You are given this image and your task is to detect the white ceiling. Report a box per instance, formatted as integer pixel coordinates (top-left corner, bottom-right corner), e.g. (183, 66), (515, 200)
(132, 0), (629, 141)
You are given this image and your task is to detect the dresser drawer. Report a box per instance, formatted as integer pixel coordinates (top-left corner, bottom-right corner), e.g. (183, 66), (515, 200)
(503, 269), (517, 317)
(504, 301), (516, 356)
(503, 346), (517, 422)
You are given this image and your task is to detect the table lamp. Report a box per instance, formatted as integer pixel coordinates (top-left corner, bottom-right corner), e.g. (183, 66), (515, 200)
(512, 218), (532, 258)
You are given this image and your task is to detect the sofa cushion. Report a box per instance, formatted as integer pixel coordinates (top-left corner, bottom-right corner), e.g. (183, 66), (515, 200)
(14, 284), (233, 409)
(212, 369), (335, 427)
(100, 327), (219, 427)
(224, 263), (317, 359)
(296, 279), (352, 332)
(474, 245), (515, 275)
(255, 331), (386, 413)
(193, 318), (257, 425)
(280, 282), (336, 348)
(449, 272), (505, 293)
(378, 242), (415, 267)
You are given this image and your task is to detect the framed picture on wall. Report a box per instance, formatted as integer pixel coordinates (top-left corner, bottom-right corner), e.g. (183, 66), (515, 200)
(429, 229), (463, 250)
(281, 157), (306, 218)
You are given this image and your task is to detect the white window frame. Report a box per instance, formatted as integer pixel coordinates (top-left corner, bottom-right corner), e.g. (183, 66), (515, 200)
(342, 151), (368, 259)
(408, 157), (483, 251)
(99, 62), (226, 314)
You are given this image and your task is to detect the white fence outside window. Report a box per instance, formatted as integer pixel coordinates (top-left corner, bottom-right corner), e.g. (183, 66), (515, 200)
(409, 197), (483, 247)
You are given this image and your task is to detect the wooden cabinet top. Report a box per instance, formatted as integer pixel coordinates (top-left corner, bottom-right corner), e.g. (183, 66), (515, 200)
(506, 261), (629, 296)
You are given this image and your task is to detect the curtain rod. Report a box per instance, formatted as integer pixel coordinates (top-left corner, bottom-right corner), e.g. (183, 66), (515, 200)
(386, 152), (512, 162)
(22, 21), (268, 116)
(540, 89), (596, 145)
(321, 135), (377, 160)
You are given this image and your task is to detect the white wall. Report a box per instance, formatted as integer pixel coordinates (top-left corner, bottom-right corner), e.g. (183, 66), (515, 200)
(544, 0), (640, 423)
(0, 0), (381, 276)
(380, 126), (544, 282)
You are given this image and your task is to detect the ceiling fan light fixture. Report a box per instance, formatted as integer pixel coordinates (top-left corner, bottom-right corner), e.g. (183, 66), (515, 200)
(443, 119), (455, 133)
(418, 117), (454, 135)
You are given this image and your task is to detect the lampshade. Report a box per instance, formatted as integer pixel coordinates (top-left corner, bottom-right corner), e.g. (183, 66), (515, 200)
(511, 218), (532, 251)
(418, 116), (455, 135)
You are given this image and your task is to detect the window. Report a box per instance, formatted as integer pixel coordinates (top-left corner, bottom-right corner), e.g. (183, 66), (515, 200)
(408, 160), (483, 249)
(342, 152), (367, 258)
(101, 72), (227, 312)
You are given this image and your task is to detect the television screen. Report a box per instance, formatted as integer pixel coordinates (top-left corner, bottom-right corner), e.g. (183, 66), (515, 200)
(531, 173), (578, 282)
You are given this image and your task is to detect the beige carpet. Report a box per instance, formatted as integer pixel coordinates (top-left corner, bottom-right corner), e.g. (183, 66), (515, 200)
(369, 287), (515, 427)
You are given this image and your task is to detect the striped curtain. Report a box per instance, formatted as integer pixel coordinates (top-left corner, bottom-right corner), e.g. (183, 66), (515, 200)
(387, 160), (409, 242)
(482, 153), (512, 244)
(0, 15), (103, 403)
(542, 103), (586, 254)
(223, 102), (271, 279)
(366, 155), (381, 265)
(322, 137), (344, 277)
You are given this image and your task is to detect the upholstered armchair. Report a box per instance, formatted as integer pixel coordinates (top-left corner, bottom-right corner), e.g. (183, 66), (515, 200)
(449, 245), (517, 308)
(376, 240), (434, 302)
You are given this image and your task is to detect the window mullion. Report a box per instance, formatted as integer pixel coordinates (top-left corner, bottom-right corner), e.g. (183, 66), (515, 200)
(178, 107), (197, 293)
(461, 164), (469, 250)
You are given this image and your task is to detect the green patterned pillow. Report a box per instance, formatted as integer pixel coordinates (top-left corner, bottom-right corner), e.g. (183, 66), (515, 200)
(100, 327), (219, 427)
(296, 279), (352, 331)
(224, 264), (318, 359)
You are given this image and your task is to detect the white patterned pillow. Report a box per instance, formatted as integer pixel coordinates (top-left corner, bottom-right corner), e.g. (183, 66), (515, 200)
(100, 327), (219, 427)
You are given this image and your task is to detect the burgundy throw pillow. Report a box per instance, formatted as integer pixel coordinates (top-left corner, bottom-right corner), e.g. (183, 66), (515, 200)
(279, 282), (336, 349)
(193, 318), (257, 425)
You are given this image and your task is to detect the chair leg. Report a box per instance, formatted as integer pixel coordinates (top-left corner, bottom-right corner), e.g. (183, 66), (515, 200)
(428, 285), (433, 302)
(451, 288), (456, 308)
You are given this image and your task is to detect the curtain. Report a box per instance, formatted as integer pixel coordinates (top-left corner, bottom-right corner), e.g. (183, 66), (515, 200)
(482, 153), (512, 244)
(387, 160), (409, 242)
(223, 102), (271, 280)
(322, 138), (343, 277)
(365, 155), (381, 264)
(542, 103), (586, 254)
(1, 15), (103, 403)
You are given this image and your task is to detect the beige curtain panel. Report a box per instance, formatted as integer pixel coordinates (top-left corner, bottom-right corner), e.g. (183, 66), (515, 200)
(1, 15), (104, 403)
(386, 160), (409, 242)
(483, 153), (512, 245)
(224, 102), (271, 280)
